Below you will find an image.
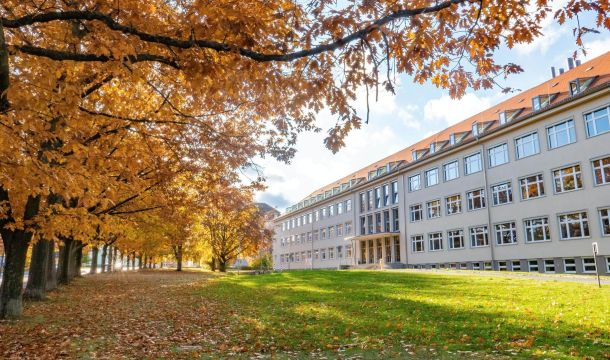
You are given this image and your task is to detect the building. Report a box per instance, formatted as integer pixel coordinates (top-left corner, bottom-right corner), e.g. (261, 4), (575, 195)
(272, 51), (610, 275)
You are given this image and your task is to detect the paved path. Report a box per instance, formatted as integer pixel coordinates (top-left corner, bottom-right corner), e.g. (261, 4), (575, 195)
(391, 268), (610, 285)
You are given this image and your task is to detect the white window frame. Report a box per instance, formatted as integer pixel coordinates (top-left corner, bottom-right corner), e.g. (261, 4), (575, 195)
(515, 132), (540, 159)
(544, 259), (555, 273)
(599, 207), (610, 236)
(582, 257), (597, 273)
(495, 221), (517, 245)
(411, 235), (424, 253)
(511, 260), (521, 271)
(547, 119), (576, 149)
(464, 152), (482, 175)
(469, 225), (489, 247)
(425, 168), (439, 187)
(409, 174), (421, 192)
(552, 164), (583, 194)
(558, 211), (590, 240)
(606, 257), (610, 273)
(445, 194), (462, 215)
(447, 229), (465, 249)
(428, 232), (444, 251)
(592, 156), (610, 186)
(519, 173), (545, 200)
(528, 260), (539, 272)
(488, 143), (509, 167)
(443, 160), (459, 182)
(563, 258), (576, 273)
(524, 217), (551, 243)
(409, 204), (423, 222)
(426, 199), (441, 219)
(584, 105), (610, 138)
(466, 188), (486, 211)
(491, 181), (513, 206)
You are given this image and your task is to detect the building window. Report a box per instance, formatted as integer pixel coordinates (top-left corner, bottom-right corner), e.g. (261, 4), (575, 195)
(307, 232), (313, 242)
(412, 235), (424, 253)
(336, 224), (343, 237)
(329, 205), (335, 217)
(409, 174), (421, 192)
(383, 184), (391, 206)
(359, 217), (365, 235)
(466, 189), (486, 211)
(498, 261), (508, 271)
(584, 106), (610, 137)
(346, 199), (352, 212)
(488, 143), (509, 167)
(444, 160), (459, 181)
(558, 212), (589, 239)
(582, 258), (597, 273)
(495, 222), (517, 245)
(313, 230), (319, 241)
(359, 193), (366, 213)
(368, 240), (374, 263)
(378, 210), (388, 232)
(428, 232), (443, 251)
(392, 207), (399, 231)
(447, 229), (464, 249)
(524, 217), (551, 242)
(515, 132), (540, 159)
(328, 247), (335, 260)
(445, 194), (462, 215)
(345, 222), (352, 235)
(426, 199), (441, 219)
(528, 260), (539, 272)
(321, 249), (327, 260)
(511, 260), (521, 271)
(553, 164), (583, 193)
(544, 259), (555, 273)
(393, 236), (401, 262)
(409, 204), (423, 222)
(519, 173), (545, 200)
(592, 156), (610, 186)
(384, 238), (392, 263)
(547, 119), (576, 149)
(464, 152), (482, 175)
(425, 168), (439, 187)
(469, 226), (489, 247)
(346, 245), (352, 258)
(367, 190), (374, 210)
(373, 212), (381, 233)
(375, 187), (382, 209)
(328, 226), (335, 239)
(367, 214), (374, 234)
(484, 262), (492, 270)
(600, 208), (610, 236)
(321, 208), (327, 218)
(564, 258), (576, 273)
(606, 257), (610, 273)
(491, 182), (513, 206)
(392, 181), (399, 204)
(337, 202), (344, 215)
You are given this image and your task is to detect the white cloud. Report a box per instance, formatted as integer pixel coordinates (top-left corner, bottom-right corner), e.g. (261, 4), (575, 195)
(514, 0), (570, 56)
(583, 37), (610, 60)
(423, 93), (494, 126)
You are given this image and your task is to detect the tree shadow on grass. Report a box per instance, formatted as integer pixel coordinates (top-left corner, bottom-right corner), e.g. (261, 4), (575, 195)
(201, 270), (610, 359)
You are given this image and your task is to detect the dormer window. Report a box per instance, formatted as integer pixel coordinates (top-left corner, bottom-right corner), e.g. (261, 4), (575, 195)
(429, 143), (436, 154)
(449, 133), (455, 145)
(532, 94), (555, 111)
(412, 150), (418, 161)
(499, 109), (522, 124)
(569, 77), (595, 96)
(472, 123), (479, 137)
(368, 170), (376, 180)
(499, 112), (506, 124)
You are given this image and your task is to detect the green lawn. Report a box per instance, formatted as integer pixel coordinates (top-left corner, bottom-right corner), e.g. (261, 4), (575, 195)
(200, 270), (610, 359)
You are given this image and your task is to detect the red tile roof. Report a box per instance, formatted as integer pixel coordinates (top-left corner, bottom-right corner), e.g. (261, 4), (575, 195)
(302, 51), (610, 201)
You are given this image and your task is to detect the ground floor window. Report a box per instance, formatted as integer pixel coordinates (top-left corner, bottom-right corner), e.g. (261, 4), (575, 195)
(385, 238), (392, 263)
(321, 249), (327, 260)
(314, 250), (319, 260)
(582, 257), (597, 273)
(511, 260), (521, 271)
(528, 260), (539, 272)
(498, 261), (507, 271)
(564, 258), (576, 273)
(328, 247), (335, 260)
(359, 243), (365, 263)
(376, 240), (383, 261)
(460, 263), (468, 270)
(428, 232), (444, 251)
(544, 259), (555, 273)
(472, 262), (481, 270)
(393, 236), (401, 262)
(484, 262), (492, 270)
(346, 245), (353, 258)
(606, 257), (610, 273)
(368, 240), (374, 263)
(411, 235), (424, 253)
(337, 246), (343, 258)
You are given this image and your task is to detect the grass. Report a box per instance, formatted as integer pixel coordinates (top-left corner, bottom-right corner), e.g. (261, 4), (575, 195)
(199, 270), (610, 359)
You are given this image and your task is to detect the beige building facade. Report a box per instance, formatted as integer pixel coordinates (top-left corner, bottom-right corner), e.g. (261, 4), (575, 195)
(272, 52), (610, 275)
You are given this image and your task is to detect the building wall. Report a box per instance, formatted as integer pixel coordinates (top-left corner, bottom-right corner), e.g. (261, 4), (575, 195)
(273, 86), (610, 274)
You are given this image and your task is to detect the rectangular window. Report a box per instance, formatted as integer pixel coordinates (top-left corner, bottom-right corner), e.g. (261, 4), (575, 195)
(466, 189), (486, 210)
(582, 257), (597, 273)
(584, 106), (610, 137)
(375, 212), (382, 233)
(411, 235), (424, 253)
(426, 199), (441, 219)
(447, 229), (464, 249)
(392, 207), (399, 231)
(495, 222), (517, 245)
(345, 222), (352, 235)
(564, 258), (576, 273)
(321, 208), (327, 218)
(425, 168), (439, 187)
(519, 173), (545, 200)
(528, 260), (539, 272)
(488, 143), (509, 167)
(346, 199), (352, 212)
(367, 214), (373, 234)
(524, 217), (551, 242)
(346, 245), (352, 258)
(328, 226), (335, 239)
(592, 156), (610, 186)
(491, 182), (513, 206)
(428, 232), (443, 251)
(367, 190), (374, 210)
(393, 236), (401, 262)
(444, 160), (459, 181)
(359, 217), (365, 235)
(321, 249), (327, 260)
(392, 181), (399, 204)
(607, 257), (610, 273)
(307, 232), (313, 242)
(313, 230), (319, 241)
(410, 204), (423, 222)
(337, 202), (344, 215)
(359, 193), (366, 213)
(464, 152), (482, 175)
(553, 164), (583, 193)
(445, 194), (462, 215)
(498, 261), (508, 271)
(511, 260), (521, 271)
(383, 210), (390, 232)
(515, 132), (540, 159)
(600, 208), (610, 236)
(375, 187), (382, 209)
(328, 205), (335, 217)
(547, 119), (576, 149)
(383, 184), (391, 206)
(558, 212), (589, 239)
(544, 259), (555, 273)
(469, 226), (489, 247)
(328, 247), (335, 260)
(336, 224), (343, 237)
(384, 238), (392, 263)
(409, 174), (421, 192)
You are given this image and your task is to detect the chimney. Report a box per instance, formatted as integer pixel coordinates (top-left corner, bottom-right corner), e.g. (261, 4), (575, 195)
(559, 68), (565, 74)
(551, 67), (556, 78)
(567, 58), (574, 70)
(576, 59), (581, 66)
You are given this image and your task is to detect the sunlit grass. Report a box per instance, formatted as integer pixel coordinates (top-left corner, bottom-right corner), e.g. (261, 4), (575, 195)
(199, 270), (610, 359)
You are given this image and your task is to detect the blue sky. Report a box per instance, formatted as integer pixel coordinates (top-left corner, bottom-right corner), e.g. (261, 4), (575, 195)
(254, 7), (610, 211)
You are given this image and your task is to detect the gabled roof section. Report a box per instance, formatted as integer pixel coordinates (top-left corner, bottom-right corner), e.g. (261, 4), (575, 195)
(295, 51), (610, 209)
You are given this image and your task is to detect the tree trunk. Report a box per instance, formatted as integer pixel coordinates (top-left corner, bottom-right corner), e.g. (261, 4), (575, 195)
(74, 241), (83, 277)
(209, 258), (217, 272)
(46, 239), (57, 291)
(90, 246), (99, 274)
(219, 257), (227, 272)
(58, 237), (73, 285)
(0, 231), (30, 318)
(131, 253), (136, 270)
(138, 255), (143, 269)
(101, 244), (108, 273)
(174, 245), (183, 272)
(24, 239), (51, 300)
